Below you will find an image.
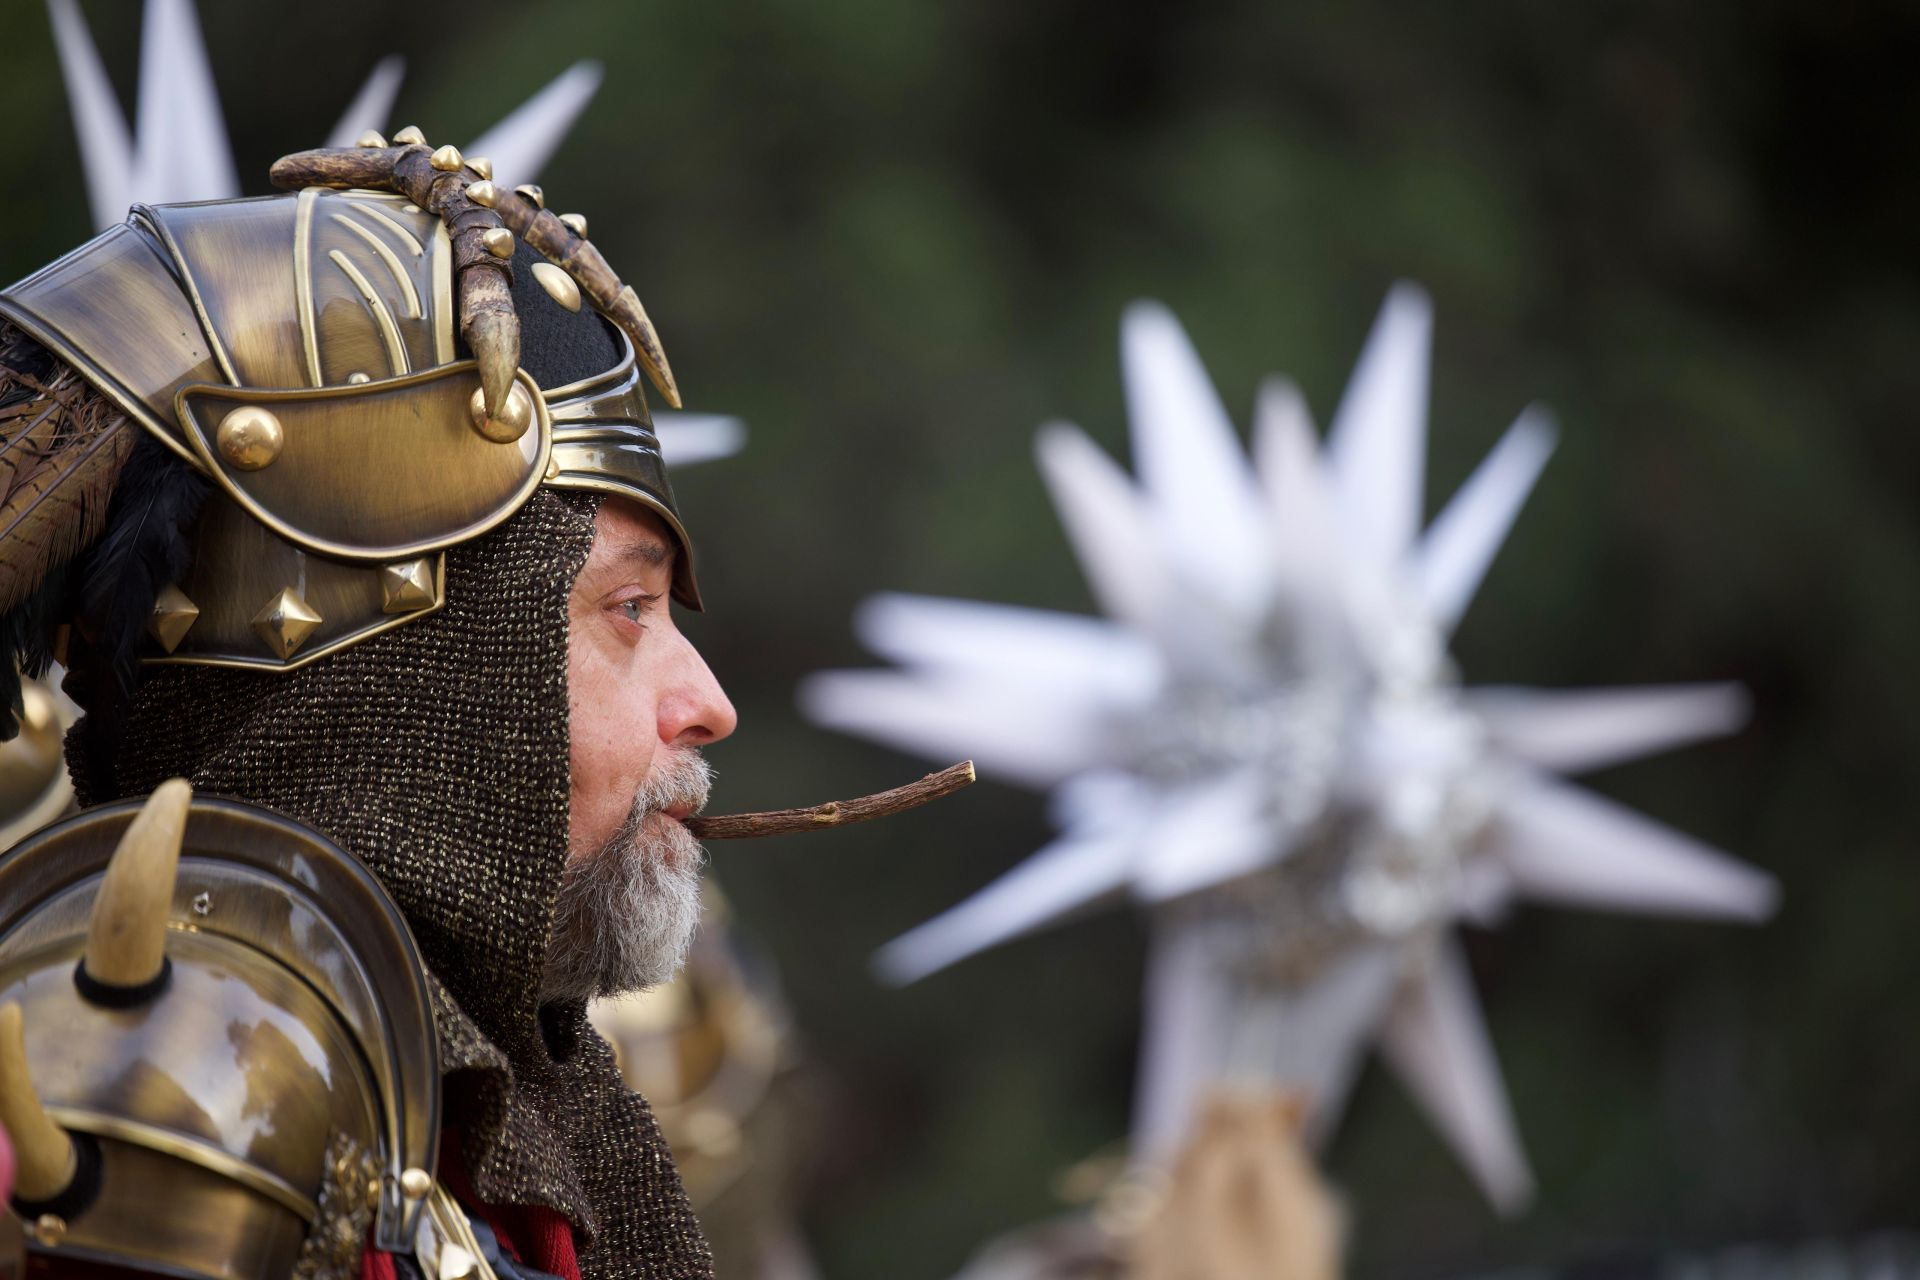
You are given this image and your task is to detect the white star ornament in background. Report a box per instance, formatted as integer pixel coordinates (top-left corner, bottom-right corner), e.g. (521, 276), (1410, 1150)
(800, 284), (1777, 1213)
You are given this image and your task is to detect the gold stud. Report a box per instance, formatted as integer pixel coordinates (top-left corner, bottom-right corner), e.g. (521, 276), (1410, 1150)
(392, 125), (426, 146)
(251, 588), (322, 660)
(399, 1167), (432, 1200)
(544, 456), (560, 482)
(346, 371), (371, 385)
(467, 382), (534, 444)
(466, 155), (492, 181)
(380, 559), (436, 614)
(531, 262), (581, 312)
(481, 227), (514, 259)
(216, 405), (284, 471)
(148, 584), (199, 654)
(32, 1215), (66, 1248)
(429, 144), (463, 172)
(514, 183), (544, 209)
(466, 180), (498, 208)
(355, 129), (387, 148)
(559, 212), (587, 237)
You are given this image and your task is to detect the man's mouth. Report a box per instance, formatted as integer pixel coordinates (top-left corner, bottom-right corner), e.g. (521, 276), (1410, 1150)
(662, 802), (697, 823)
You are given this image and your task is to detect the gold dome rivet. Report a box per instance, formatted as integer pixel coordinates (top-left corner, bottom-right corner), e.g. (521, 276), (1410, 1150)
(216, 404), (284, 471)
(514, 183), (544, 209)
(251, 587), (322, 660)
(558, 212), (587, 238)
(466, 155), (493, 181)
(399, 1167), (432, 1200)
(544, 456), (560, 482)
(366, 1176), (383, 1210)
(347, 371), (371, 385)
(531, 262), (581, 312)
(380, 558), (437, 614)
(481, 227), (514, 259)
(429, 144), (464, 172)
(148, 584), (200, 654)
(32, 1214), (66, 1247)
(466, 180), (499, 209)
(392, 125), (426, 146)
(354, 129), (387, 148)
(467, 382), (534, 444)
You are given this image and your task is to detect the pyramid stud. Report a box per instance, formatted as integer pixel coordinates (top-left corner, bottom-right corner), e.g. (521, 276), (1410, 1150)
(380, 558), (437, 614)
(148, 584), (199, 654)
(466, 180), (499, 208)
(355, 130), (387, 149)
(559, 212), (587, 238)
(392, 125), (426, 146)
(466, 155), (493, 181)
(429, 145), (464, 172)
(514, 184), (544, 209)
(482, 227), (514, 259)
(251, 587), (322, 660)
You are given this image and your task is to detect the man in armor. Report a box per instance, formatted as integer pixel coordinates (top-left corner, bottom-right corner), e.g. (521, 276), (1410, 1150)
(0, 129), (738, 1279)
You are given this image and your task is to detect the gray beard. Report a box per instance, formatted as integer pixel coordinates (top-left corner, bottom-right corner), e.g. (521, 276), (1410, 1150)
(543, 750), (712, 1001)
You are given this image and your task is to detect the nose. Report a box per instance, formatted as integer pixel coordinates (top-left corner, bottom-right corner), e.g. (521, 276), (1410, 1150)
(659, 629), (738, 747)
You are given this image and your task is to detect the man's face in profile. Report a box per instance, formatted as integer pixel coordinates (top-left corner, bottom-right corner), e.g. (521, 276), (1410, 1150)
(545, 499), (737, 1001)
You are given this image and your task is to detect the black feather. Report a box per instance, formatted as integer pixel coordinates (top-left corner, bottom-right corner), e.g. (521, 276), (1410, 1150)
(77, 434), (210, 699)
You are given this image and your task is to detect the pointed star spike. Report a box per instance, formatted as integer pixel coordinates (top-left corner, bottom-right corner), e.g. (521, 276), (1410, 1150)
(1492, 773), (1778, 920)
(609, 285), (681, 408)
(1121, 302), (1272, 615)
(1133, 923), (1244, 1157)
(798, 669), (1114, 790)
(1252, 375), (1343, 596)
(1326, 282), (1433, 570)
(871, 829), (1136, 984)
(463, 60), (604, 186)
(1033, 421), (1175, 638)
(47, 0), (133, 230)
(132, 0), (240, 204)
(1378, 939), (1536, 1215)
(852, 593), (1160, 704)
(1130, 769), (1286, 902)
(1416, 405), (1559, 634)
(324, 55), (405, 148)
(1465, 682), (1750, 774)
(652, 412), (745, 467)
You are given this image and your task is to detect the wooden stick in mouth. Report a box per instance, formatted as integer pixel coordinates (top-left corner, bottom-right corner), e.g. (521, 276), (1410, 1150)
(687, 761), (976, 840)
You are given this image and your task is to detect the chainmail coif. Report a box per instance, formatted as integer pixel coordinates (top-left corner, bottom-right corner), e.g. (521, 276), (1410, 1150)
(79, 491), (715, 1280)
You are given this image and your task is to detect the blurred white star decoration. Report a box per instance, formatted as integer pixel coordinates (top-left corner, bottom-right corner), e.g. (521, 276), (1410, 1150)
(44, 0), (743, 469)
(801, 284), (1779, 1213)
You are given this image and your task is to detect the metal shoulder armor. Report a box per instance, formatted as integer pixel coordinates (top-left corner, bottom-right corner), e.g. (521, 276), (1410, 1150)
(0, 782), (440, 1279)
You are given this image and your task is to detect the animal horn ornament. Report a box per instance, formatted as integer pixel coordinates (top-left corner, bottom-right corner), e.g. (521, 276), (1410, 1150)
(0, 1003), (76, 1205)
(78, 777), (190, 1000)
(267, 136), (682, 411)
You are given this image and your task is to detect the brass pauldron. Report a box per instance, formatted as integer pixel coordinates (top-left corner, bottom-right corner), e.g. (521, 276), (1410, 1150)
(0, 187), (696, 672)
(0, 791), (441, 1277)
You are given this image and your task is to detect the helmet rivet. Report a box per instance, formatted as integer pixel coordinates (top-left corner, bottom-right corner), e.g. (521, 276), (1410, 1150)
(32, 1214), (67, 1247)
(400, 1167), (432, 1199)
(467, 383), (534, 444)
(216, 405), (284, 470)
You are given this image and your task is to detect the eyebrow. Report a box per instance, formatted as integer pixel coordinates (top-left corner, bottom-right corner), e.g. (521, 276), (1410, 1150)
(603, 534), (673, 570)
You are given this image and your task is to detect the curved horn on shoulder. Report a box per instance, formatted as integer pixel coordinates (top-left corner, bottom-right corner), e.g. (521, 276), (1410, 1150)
(81, 778), (191, 992)
(0, 1003), (76, 1202)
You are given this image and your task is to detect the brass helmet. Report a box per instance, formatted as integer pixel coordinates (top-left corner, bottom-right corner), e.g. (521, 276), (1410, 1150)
(0, 129), (695, 686)
(0, 780), (439, 1278)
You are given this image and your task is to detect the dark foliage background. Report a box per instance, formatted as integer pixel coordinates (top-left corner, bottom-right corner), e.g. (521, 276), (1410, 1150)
(3, 1), (1917, 1275)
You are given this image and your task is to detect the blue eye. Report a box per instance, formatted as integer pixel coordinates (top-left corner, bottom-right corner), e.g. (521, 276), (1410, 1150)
(619, 594), (662, 625)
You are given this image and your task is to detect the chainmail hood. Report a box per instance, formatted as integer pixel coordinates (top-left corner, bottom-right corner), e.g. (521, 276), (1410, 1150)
(77, 489), (716, 1280)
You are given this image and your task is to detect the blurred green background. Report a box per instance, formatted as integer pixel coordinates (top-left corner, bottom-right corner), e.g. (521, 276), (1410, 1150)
(3, 0), (1918, 1275)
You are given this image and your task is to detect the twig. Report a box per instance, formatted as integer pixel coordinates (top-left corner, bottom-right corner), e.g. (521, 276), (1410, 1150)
(688, 761), (976, 840)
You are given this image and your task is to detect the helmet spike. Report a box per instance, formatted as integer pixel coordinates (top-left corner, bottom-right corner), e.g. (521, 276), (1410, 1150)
(0, 1003), (77, 1201)
(81, 779), (191, 994)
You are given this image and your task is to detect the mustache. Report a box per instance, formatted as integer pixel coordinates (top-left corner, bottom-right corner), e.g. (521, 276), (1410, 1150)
(631, 748), (714, 820)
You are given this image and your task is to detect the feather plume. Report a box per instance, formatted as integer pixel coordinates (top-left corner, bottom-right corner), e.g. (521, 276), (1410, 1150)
(77, 434), (210, 698)
(0, 327), (133, 617)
